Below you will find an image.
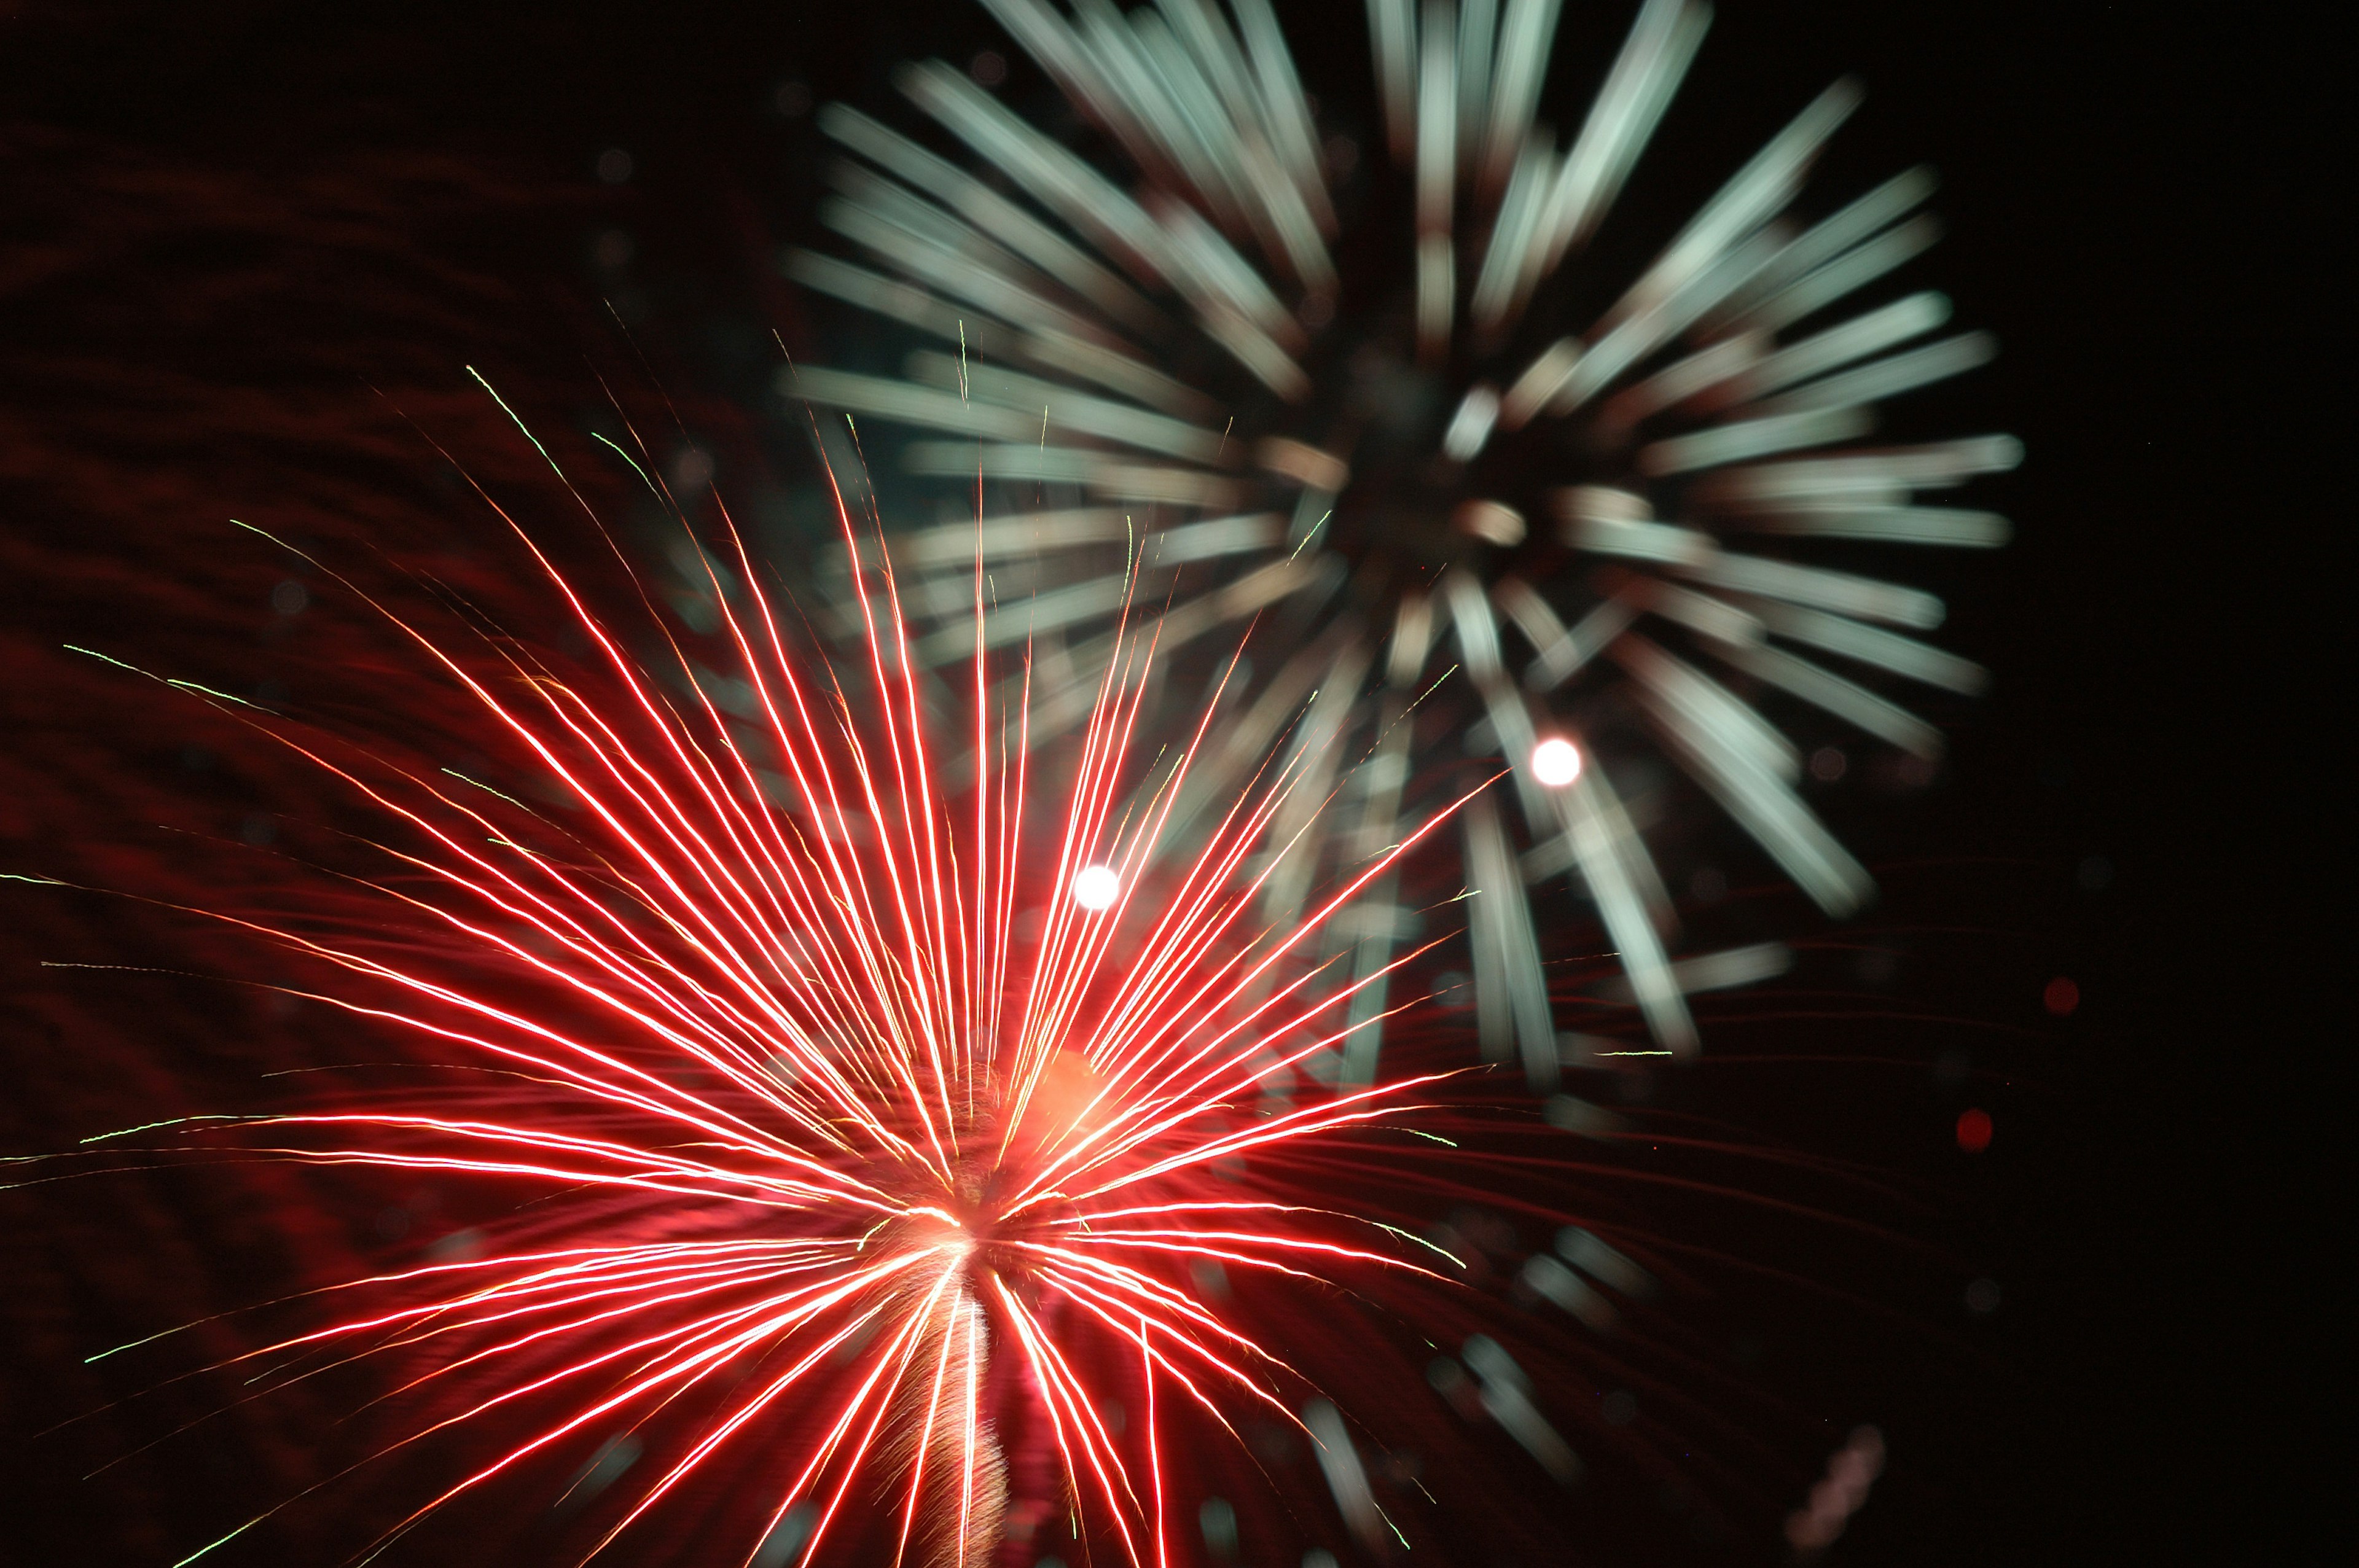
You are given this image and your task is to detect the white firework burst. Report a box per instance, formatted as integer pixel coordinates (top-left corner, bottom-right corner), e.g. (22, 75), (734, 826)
(780, 0), (2016, 1088)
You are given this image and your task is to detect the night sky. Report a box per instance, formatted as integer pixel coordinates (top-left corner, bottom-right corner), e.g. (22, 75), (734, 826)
(0, 2), (2331, 1565)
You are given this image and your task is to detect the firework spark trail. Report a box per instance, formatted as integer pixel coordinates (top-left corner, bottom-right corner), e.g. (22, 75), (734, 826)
(36, 394), (1500, 1567)
(786, 0), (2016, 1083)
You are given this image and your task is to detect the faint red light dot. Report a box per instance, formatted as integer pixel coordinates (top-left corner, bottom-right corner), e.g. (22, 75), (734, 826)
(1956, 1108), (1993, 1153)
(2043, 975), (2080, 1016)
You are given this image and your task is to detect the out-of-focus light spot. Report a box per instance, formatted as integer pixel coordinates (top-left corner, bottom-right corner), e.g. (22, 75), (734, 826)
(1809, 745), (1847, 782)
(1688, 866), (1726, 904)
(557, 1432), (643, 1512)
(1532, 736), (1582, 787)
(970, 49), (1007, 87)
(1894, 753), (1938, 789)
(1430, 969), (1473, 1008)
(1198, 1496), (1238, 1560)
(595, 148), (635, 184)
(1442, 386), (1502, 462)
(2044, 975), (2079, 1016)
(1302, 1552), (1339, 1568)
(1071, 864), (1120, 911)
(753, 1502), (816, 1567)
(1427, 1354), (1481, 1416)
(1452, 497), (1525, 546)
(1544, 1093), (1621, 1136)
(592, 229), (635, 270)
(1601, 1389), (1638, 1426)
(425, 1225), (487, 1263)
(1258, 435), (1348, 492)
(1299, 291), (1335, 330)
(271, 579), (308, 615)
(240, 813), (276, 847)
(1785, 1426), (1885, 1556)
(1955, 1107), (1993, 1153)
(2076, 854), (2113, 891)
(671, 448), (714, 489)
(773, 80), (811, 117)
(1964, 1276), (2001, 1314)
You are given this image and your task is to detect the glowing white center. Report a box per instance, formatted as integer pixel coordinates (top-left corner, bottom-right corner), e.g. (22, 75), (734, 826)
(1532, 737), (1583, 787)
(1070, 864), (1121, 911)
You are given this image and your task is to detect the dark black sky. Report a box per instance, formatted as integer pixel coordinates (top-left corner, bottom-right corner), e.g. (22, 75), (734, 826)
(0, 2), (2335, 1566)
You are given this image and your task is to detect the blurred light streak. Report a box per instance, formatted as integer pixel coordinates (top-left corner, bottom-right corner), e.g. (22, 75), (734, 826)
(783, 0), (2012, 1077)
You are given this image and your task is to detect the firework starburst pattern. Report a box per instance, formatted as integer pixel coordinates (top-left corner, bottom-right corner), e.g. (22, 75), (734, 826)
(27, 399), (1624, 1566)
(784, 0), (2016, 1082)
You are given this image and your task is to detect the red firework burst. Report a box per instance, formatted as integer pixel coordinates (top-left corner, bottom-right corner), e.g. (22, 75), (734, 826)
(30, 391), (1519, 1568)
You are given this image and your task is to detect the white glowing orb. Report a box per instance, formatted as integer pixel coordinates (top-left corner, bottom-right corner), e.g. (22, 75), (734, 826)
(1532, 737), (1583, 787)
(1070, 864), (1121, 911)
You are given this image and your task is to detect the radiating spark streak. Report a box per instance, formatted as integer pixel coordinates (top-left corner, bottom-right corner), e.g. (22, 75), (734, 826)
(993, 1282), (1148, 1552)
(787, 0), (2011, 1085)
(891, 1264), (971, 1564)
(96, 1249), (845, 1478)
(1047, 1295), (1275, 1457)
(60, 379), (1518, 1564)
(1140, 1317), (1170, 1568)
(173, 1258), (922, 1567)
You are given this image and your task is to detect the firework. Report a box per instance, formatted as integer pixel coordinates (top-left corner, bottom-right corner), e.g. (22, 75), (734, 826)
(781, 0), (2016, 1085)
(22, 386), (1629, 1566)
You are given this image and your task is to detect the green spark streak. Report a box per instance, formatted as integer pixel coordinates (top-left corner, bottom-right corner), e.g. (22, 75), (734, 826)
(80, 1114), (246, 1147)
(591, 432), (659, 495)
(442, 769), (530, 811)
(165, 679), (271, 710)
(467, 365), (562, 472)
(174, 1516), (267, 1567)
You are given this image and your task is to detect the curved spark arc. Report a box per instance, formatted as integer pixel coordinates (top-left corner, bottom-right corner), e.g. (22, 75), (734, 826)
(71, 407), (1484, 1567)
(787, 0), (2016, 1082)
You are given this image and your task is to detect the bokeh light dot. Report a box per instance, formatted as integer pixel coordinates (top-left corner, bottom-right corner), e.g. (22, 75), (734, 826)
(1071, 864), (1120, 911)
(1955, 1107), (1993, 1153)
(1532, 737), (1582, 787)
(2043, 975), (2080, 1016)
